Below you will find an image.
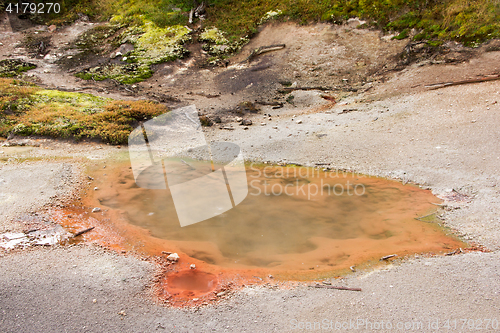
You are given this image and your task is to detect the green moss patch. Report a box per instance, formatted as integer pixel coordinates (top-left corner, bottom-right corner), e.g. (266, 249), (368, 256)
(199, 27), (249, 64)
(0, 60), (37, 78)
(75, 63), (153, 84)
(74, 19), (190, 84)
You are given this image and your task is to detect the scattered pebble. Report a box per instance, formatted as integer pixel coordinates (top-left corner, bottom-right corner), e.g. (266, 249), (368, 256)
(92, 207), (101, 213)
(167, 253), (180, 262)
(296, 119), (303, 124)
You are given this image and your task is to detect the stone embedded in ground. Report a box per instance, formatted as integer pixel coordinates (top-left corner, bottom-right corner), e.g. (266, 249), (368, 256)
(167, 253), (180, 262)
(241, 119), (252, 126)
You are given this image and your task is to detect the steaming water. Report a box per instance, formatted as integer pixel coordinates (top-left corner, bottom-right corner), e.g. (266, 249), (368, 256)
(93, 161), (463, 271)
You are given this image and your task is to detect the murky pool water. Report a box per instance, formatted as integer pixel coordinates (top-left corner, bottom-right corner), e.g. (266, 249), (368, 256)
(88, 158), (464, 274)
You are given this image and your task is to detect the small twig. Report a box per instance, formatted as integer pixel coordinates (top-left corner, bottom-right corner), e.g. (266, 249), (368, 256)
(73, 227), (94, 238)
(310, 285), (362, 292)
(425, 74), (500, 90)
(415, 211), (438, 221)
(380, 254), (397, 261)
(244, 44), (286, 63)
(430, 202), (446, 206)
(281, 86), (332, 92)
(180, 159), (196, 170)
(191, 92), (220, 98)
(338, 108), (358, 114)
(320, 94), (336, 102)
(254, 100), (283, 106)
(445, 248), (463, 256)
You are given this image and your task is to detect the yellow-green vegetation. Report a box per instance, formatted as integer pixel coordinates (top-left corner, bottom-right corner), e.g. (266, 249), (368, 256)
(75, 63), (154, 84)
(14, 0), (500, 81)
(0, 60), (37, 78)
(74, 18), (190, 84)
(0, 78), (167, 144)
(119, 20), (191, 64)
(11, 0), (500, 46)
(199, 27), (249, 62)
(205, 0), (499, 46)
(45, 0), (499, 47)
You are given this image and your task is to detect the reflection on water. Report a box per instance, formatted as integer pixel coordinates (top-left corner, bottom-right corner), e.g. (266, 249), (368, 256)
(94, 161), (464, 271)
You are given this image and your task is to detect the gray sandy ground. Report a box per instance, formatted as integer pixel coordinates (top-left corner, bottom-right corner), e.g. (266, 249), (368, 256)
(0, 247), (498, 332)
(0, 77), (498, 332)
(0, 161), (75, 233)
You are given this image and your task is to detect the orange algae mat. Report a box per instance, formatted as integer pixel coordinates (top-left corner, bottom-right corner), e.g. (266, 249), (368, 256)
(55, 161), (466, 305)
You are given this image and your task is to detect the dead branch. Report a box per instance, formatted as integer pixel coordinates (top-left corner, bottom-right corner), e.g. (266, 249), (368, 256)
(310, 285), (362, 292)
(445, 248), (463, 256)
(244, 44), (286, 63)
(425, 74), (500, 90)
(254, 100), (283, 106)
(73, 227), (94, 238)
(415, 211), (438, 221)
(189, 92), (220, 98)
(320, 94), (336, 102)
(281, 86), (332, 92)
(338, 108), (358, 114)
(188, 8), (194, 24)
(380, 254), (397, 261)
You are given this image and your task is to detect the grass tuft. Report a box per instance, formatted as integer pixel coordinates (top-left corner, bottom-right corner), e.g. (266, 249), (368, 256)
(0, 78), (167, 144)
